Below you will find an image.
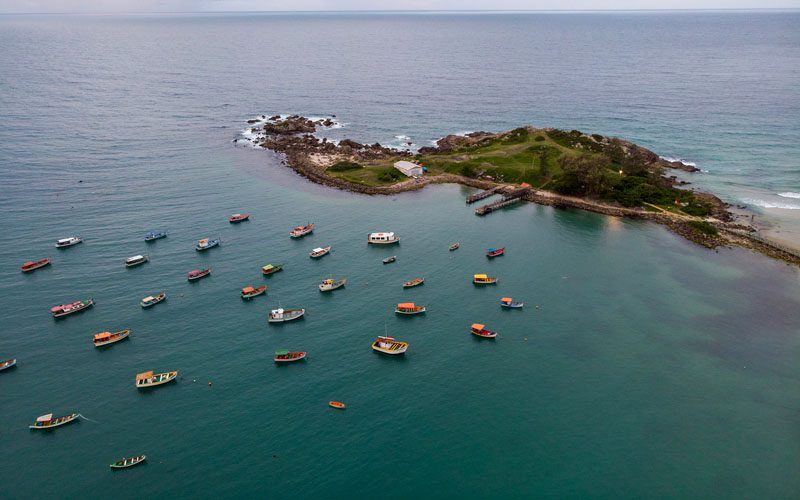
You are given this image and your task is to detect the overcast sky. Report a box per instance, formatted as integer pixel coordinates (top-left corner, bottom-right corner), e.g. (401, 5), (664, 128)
(1, 0), (797, 14)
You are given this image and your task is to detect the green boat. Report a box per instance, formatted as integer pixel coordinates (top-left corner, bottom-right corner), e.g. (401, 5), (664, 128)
(261, 263), (284, 276)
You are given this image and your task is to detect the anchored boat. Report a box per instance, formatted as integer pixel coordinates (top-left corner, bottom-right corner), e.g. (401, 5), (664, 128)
(140, 292), (166, 308)
(195, 238), (220, 251)
(93, 329), (130, 347)
(486, 247), (505, 258)
(382, 255), (397, 264)
(21, 258), (51, 273)
(273, 350), (307, 363)
(289, 223), (314, 238)
(309, 246), (331, 258)
(144, 230), (167, 242)
(0, 358), (17, 371)
(110, 455), (147, 470)
(395, 302), (426, 315)
(125, 254), (148, 268)
(268, 308), (305, 323)
(471, 323), (497, 338)
(473, 274), (497, 285)
(500, 297), (524, 308)
(402, 277), (424, 288)
(29, 412), (79, 430)
(329, 401), (346, 409)
(135, 370), (177, 389)
(368, 232), (400, 244)
(229, 213), (251, 223)
(241, 285), (267, 300)
(55, 236), (82, 248)
(187, 269), (211, 281)
(51, 298), (94, 318)
(319, 277), (346, 292)
(449, 242), (460, 251)
(261, 263), (283, 275)
(372, 336), (409, 355)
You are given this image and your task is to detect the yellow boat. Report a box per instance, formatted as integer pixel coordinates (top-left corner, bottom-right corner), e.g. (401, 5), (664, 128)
(473, 273), (498, 284)
(371, 336), (408, 355)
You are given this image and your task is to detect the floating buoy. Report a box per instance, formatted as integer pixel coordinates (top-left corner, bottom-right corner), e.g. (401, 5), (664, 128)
(208, 381), (212, 386)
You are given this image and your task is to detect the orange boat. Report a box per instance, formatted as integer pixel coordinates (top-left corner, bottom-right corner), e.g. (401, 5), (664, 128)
(395, 302), (426, 315)
(329, 401), (346, 409)
(93, 329), (130, 347)
(21, 258), (51, 273)
(471, 323), (497, 338)
(241, 285), (267, 300)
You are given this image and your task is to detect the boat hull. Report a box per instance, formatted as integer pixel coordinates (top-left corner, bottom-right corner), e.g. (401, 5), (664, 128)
(55, 239), (82, 248)
(125, 258), (148, 268)
(242, 287), (267, 299)
(319, 279), (346, 292)
(261, 265), (283, 275)
(395, 308), (426, 315)
(187, 270), (211, 281)
(29, 413), (79, 430)
(52, 300), (94, 318)
(111, 456), (147, 469)
(195, 241), (220, 251)
(94, 330), (130, 347)
(141, 294), (166, 308)
(268, 309), (305, 323)
(274, 352), (307, 363)
(21, 259), (51, 272)
(402, 279), (424, 288)
(0, 358), (17, 371)
(135, 372), (178, 389)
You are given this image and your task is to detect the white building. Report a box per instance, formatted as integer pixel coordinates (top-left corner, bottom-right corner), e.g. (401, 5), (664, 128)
(394, 161), (424, 177)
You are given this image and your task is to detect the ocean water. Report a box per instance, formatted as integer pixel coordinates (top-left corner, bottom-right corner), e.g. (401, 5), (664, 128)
(0, 12), (799, 499)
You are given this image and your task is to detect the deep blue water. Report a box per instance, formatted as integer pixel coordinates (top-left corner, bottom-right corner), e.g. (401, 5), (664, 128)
(0, 12), (799, 499)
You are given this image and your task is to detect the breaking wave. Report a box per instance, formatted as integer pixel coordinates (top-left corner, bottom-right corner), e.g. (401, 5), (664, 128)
(778, 192), (800, 199)
(742, 198), (800, 210)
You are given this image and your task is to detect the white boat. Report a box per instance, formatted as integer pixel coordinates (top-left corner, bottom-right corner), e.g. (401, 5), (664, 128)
(110, 455), (147, 469)
(368, 232), (400, 245)
(268, 308), (305, 323)
(141, 292), (166, 308)
(309, 246), (331, 258)
(125, 255), (148, 267)
(55, 236), (82, 248)
(29, 412), (80, 430)
(319, 277), (347, 292)
(135, 370), (178, 388)
(0, 358), (17, 371)
(195, 238), (220, 251)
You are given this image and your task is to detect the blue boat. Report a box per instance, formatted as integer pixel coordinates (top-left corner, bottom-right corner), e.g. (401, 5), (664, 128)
(195, 238), (220, 251)
(144, 230), (167, 242)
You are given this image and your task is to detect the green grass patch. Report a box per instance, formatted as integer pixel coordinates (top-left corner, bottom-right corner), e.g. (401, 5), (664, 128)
(687, 220), (718, 236)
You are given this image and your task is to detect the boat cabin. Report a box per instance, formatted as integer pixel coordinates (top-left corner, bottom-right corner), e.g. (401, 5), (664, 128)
(368, 232), (400, 244)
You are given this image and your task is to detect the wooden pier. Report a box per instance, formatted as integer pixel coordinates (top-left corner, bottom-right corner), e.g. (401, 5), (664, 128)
(474, 187), (531, 216)
(466, 186), (502, 204)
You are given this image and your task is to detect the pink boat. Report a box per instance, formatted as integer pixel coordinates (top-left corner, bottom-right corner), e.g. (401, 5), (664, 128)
(187, 269), (211, 281)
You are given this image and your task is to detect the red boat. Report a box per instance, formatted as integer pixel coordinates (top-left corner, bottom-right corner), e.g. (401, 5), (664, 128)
(471, 323), (497, 338)
(273, 350), (307, 363)
(289, 223), (314, 238)
(21, 258), (51, 273)
(187, 269), (211, 281)
(51, 299), (94, 318)
(486, 247), (505, 258)
(229, 213), (251, 223)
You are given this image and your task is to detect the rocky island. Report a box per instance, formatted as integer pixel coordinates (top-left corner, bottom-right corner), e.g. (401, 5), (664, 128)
(240, 115), (800, 266)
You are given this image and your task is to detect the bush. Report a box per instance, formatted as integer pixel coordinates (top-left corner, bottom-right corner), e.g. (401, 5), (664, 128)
(328, 160), (363, 172)
(376, 167), (403, 182)
(534, 135), (545, 142)
(687, 220), (718, 236)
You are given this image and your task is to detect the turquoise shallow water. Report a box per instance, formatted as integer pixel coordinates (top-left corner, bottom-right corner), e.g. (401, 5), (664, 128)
(1, 12), (799, 499)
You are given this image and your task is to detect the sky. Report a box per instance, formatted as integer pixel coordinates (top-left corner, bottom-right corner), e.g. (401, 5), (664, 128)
(1, 0), (798, 14)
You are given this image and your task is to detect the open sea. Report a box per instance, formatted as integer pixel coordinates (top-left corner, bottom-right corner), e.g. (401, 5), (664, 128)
(1, 11), (799, 499)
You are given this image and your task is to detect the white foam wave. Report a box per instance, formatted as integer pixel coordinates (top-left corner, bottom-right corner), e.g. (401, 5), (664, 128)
(742, 198), (800, 210)
(778, 192), (800, 199)
(660, 156), (698, 167)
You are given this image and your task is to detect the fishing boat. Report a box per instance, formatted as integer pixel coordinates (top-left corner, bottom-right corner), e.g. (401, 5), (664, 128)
(382, 255), (397, 264)
(241, 285), (267, 299)
(125, 254), (148, 268)
(29, 412), (79, 430)
(135, 370), (178, 389)
(289, 223), (314, 238)
(229, 213), (251, 223)
(0, 358), (17, 371)
(273, 350), (307, 363)
(21, 258), (51, 272)
(55, 236), (82, 248)
(449, 242), (460, 251)
(329, 401), (346, 409)
(51, 298), (94, 318)
(471, 323), (497, 338)
(268, 308), (305, 323)
(187, 269), (211, 281)
(93, 329), (130, 347)
(402, 277), (424, 288)
(500, 297), (524, 308)
(473, 274), (498, 285)
(318, 277), (346, 292)
(261, 263), (283, 275)
(110, 455), (147, 470)
(309, 246), (331, 258)
(395, 302), (426, 315)
(144, 230), (167, 242)
(486, 247), (505, 258)
(195, 238), (220, 251)
(371, 336), (409, 355)
(140, 292), (166, 308)
(367, 232), (400, 245)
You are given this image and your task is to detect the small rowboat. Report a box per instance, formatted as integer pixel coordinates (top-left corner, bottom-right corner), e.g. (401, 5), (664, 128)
(261, 263), (283, 275)
(403, 277), (424, 288)
(144, 230), (167, 242)
(229, 213), (251, 223)
(319, 277), (346, 292)
(29, 412), (79, 430)
(93, 329), (130, 347)
(500, 297), (524, 308)
(473, 274), (498, 285)
(196, 238), (220, 251)
(268, 308), (305, 323)
(274, 350), (307, 363)
(449, 242), (460, 251)
(486, 247), (505, 258)
(21, 258), (51, 272)
(51, 298), (94, 318)
(55, 236), (82, 248)
(329, 401), (346, 409)
(0, 358), (17, 371)
(135, 370), (178, 389)
(125, 254), (148, 268)
(309, 246), (331, 258)
(141, 292), (166, 308)
(289, 223), (314, 238)
(471, 323), (497, 338)
(395, 302), (426, 315)
(382, 255), (397, 264)
(372, 336), (409, 355)
(187, 269), (211, 281)
(110, 455), (146, 469)
(242, 285), (267, 299)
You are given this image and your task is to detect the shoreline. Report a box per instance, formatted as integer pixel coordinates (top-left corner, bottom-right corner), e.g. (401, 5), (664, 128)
(240, 115), (800, 267)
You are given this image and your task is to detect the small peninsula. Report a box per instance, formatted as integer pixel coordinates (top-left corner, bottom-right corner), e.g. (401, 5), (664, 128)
(240, 115), (800, 266)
